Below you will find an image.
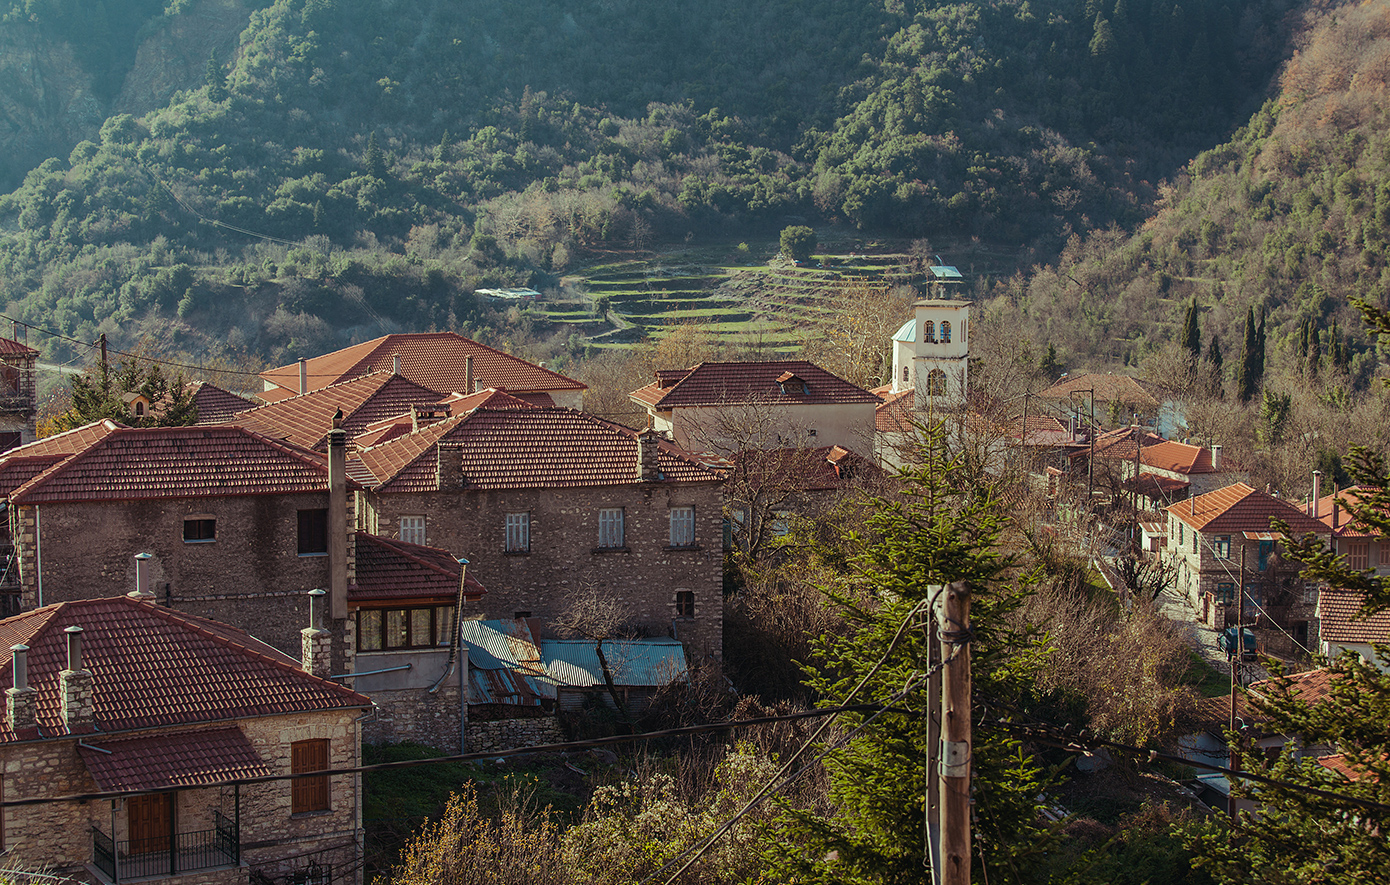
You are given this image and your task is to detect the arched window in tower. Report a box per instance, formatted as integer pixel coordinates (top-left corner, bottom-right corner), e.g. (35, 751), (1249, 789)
(927, 369), (947, 397)
(924, 320), (935, 343)
(902, 365), (910, 384)
(940, 321), (951, 343)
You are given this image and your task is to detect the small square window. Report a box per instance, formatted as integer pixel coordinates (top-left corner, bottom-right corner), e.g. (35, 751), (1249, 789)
(1216, 536), (1231, 559)
(598, 508), (624, 549)
(1216, 582), (1235, 605)
(298, 509), (328, 555)
(505, 512), (530, 553)
(399, 515), (426, 546)
(676, 590), (695, 618)
(669, 507), (695, 547)
(183, 517), (215, 543)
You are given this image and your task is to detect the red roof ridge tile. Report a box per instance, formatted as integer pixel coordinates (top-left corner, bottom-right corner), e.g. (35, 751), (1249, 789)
(358, 533), (464, 583)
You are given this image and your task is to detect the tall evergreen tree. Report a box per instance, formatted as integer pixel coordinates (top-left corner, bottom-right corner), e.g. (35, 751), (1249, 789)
(1207, 333), (1223, 398)
(1181, 297), (1202, 361)
(204, 51), (228, 103)
(1236, 307), (1258, 402)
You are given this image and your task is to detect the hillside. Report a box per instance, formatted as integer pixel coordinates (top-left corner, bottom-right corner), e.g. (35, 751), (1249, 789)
(0, 0), (1297, 369)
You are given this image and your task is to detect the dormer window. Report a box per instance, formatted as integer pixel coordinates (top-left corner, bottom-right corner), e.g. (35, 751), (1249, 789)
(775, 371), (809, 395)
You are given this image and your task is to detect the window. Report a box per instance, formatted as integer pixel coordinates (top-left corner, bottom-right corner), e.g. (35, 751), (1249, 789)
(1258, 540), (1273, 571)
(924, 320), (936, 342)
(926, 369), (946, 397)
(1347, 542), (1369, 571)
(183, 517), (215, 543)
(1178, 523), (1184, 546)
(298, 509), (328, 555)
(1215, 535), (1231, 559)
(134, 401), (146, 417)
(1192, 532), (1198, 554)
(940, 321), (952, 343)
(676, 590), (695, 618)
(598, 508), (624, 549)
(505, 512), (530, 553)
(902, 365), (909, 383)
(771, 510), (791, 537)
(356, 606), (456, 651)
(398, 516), (426, 546)
(1216, 582), (1236, 605)
(291, 739), (330, 814)
(669, 507), (696, 547)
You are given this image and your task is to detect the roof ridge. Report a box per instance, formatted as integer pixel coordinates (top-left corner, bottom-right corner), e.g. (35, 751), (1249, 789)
(360, 533), (459, 580)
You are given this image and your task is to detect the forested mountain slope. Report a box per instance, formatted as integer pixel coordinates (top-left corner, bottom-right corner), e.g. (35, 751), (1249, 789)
(0, 0), (1296, 367)
(988, 0), (1390, 387)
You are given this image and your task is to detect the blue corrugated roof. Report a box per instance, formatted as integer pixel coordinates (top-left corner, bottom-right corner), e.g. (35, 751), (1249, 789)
(540, 638), (688, 688)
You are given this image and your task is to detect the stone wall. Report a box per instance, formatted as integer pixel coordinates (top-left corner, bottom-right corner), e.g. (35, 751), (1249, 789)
(363, 685), (464, 752)
(365, 480), (725, 660)
(468, 715), (564, 754)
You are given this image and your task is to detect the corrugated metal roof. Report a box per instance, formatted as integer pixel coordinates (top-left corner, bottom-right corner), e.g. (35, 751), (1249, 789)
(459, 618), (551, 705)
(540, 638), (688, 687)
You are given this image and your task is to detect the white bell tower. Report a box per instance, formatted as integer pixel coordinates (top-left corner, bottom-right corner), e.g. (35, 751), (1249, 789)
(910, 299), (969, 412)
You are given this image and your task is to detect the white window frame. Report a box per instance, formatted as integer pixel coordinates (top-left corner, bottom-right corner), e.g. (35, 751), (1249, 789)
(669, 506), (695, 547)
(398, 515), (426, 546)
(505, 512), (530, 553)
(598, 508), (625, 549)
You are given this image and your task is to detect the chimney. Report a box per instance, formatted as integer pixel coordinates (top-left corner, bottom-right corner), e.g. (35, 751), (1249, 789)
(1310, 469), (1323, 518)
(393, 353), (401, 375)
(129, 552), (155, 599)
(637, 428), (662, 481)
(436, 442), (464, 491)
(301, 589), (332, 678)
(7, 644), (35, 732)
(1211, 444), (1222, 471)
(328, 409), (348, 621)
(1333, 489), (1341, 530)
(60, 626), (94, 732)
(466, 356), (476, 394)
(412, 405), (421, 433)
(298, 358), (308, 395)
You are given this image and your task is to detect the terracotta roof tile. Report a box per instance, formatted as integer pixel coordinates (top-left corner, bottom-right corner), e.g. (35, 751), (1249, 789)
(1316, 486), (1387, 539)
(0, 337), (38, 357)
(351, 533), (486, 602)
(1165, 483), (1331, 535)
(0, 420), (125, 495)
(1317, 586), (1390, 645)
(9, 426), (355, 504)
(1124, 472), (1191, 497)
(232, 373), (445, 450)
(259, 332), (585, 398)
(359, 407), (721, 492)
(1036, 373), (1168, 408)
(875, 389), (915, 433)
(730, 445), (880, 492)
(79, 726), (272, 791)
(1315, 753), (1380, 781)
(1139, 439), (1217, 474)
(638, 361), (880, 408)
(0, 597), (369, 742)
(186, 382), (259, 424)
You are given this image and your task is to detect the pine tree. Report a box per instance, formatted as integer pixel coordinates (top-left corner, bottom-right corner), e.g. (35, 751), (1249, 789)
(205, 51), (228, 103)
(364, 131), (386, 179)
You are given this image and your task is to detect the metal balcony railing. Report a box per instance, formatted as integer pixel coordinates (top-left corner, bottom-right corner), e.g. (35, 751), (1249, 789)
(92, 812), (239, 882)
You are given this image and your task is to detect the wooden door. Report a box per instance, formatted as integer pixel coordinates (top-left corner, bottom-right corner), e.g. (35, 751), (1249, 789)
(128, 793), (172, 854)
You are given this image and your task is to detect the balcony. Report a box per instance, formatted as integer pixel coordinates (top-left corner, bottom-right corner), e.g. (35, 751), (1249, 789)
(92, 811), (239, 882)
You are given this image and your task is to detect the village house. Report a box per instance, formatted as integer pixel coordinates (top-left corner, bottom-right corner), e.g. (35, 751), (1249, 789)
(231, 371), (449, 451)
(630, 360), (880, 460)
(184, 381), (257, 424)
(0, 334), (38, 452)
(1315, 586), (1390, 671)
(1163, 482), (1330, 655)
(1034, 371), (1182, 435)
(0, 593), (370, 884)
(258, 332), (586, 408)
(352, 404), (726, 659)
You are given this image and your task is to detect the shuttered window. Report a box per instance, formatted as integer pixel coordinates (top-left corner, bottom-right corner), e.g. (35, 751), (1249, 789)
(598, 508), (624, 548)
(399, 516), (426, 546)
(505, 512), (530, 552)
(1347, 542), (1369, 571)
(291, 739), (330, 814)
(669, 507), (695, 547)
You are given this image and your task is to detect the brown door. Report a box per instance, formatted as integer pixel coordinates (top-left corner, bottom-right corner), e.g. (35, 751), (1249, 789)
(128, 793), (173, 854)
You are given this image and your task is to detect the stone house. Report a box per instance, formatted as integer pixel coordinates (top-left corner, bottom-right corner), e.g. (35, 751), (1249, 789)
(0, 593), (370, 884)
(0, 335), (38, 452)
(630, 360), (881, 459)
(1315, 586), (1390, 671)
(1164, 482), (1330, 655)
(230, 372), (449, 451)
(353, 405), (726, 659)
(258, 332), (586, 409)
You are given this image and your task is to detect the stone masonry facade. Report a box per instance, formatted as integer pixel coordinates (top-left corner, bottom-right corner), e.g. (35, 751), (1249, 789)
(469, 716), (565, 754)
(362, 481), (725, 660)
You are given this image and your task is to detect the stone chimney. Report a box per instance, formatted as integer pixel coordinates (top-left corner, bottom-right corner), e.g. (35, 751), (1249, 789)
(436, 442), (464, 491)
(129, 552), (155, 600)
(60, 626), (94, 732)
(328, 409), (348, 621)
(1211, 444), (1222, 471)
(637, 428), (662, 481)
(301, 589), (332, 678)
(298, 357), (308, 395)
(1311, 469), (1323, 518)
(7, 644), (35, 732)
(466, 356), (476, 394)
(393, 353), (401, 375)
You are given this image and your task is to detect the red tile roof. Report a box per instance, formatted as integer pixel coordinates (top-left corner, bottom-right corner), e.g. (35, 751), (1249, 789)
(729, 445), (880, 492)
(1166, 483), (1331, 535)
(259, 332), (585, 399)
(633, 361), (880, 409)
(351, 533), (486, 602)
(1036, 373), (1168, 408)
(0, 597), (369, 741)
(0, 421), (125, 495)
(1124, 472), (1191, 497)
(1316, 486), (1387, 539)
(1317, 586), (1390, 645)
(187, 382), (258, 425)
(79, 726), (272, 791)
(358, 407), (722, 492)
(0, 337), (38, 357)
(231, 373), (446, 450)
(9, 426), (355, 504)
(875, 388), (915, 433)
(1139, 440), (1218, 474)
(1316, 753), (1378, 781)
(1088, 427), (1166, 461)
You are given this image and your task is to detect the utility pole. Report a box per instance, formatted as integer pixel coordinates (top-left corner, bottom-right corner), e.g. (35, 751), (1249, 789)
(98, 333), (108, 374)
(925, 593), (942, 885)
(1229, 543), (1247, 820)
(937, 580), (971, 885)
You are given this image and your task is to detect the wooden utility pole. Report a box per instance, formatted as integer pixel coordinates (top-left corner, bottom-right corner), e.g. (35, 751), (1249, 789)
(925, 594), (942, 884)
(1229, 543), (1247, 820)
(937, 580), (971, 885)
(98, 333), (108, 374)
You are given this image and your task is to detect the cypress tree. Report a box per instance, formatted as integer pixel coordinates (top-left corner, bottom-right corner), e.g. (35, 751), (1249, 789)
(1181, 297), (1201, 360)
(1208, 333), (1224, 398)
(205, 51), (228, 103)
(1255, 309), (1268, 385)
(1236, 307), (1257, 402)
(1308, 326), (1322, 378)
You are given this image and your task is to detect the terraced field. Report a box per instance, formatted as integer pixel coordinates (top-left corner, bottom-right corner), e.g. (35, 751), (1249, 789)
(540, 246), (927, 353)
